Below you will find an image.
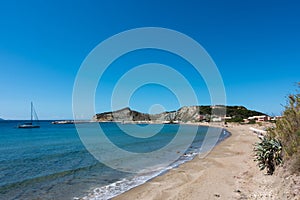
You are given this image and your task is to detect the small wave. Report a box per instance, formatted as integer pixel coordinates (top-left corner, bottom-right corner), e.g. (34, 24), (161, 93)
(74, 150), (200, 200)
(73, 172), (161, 200)
(75, 128), (231, 200)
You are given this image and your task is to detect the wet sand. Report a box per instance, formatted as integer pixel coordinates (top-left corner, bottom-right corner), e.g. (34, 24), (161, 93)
(114, 125), (263, 200)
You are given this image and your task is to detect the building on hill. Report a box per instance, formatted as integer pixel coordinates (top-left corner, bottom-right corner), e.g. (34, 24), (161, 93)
(248, 115), (269, 122)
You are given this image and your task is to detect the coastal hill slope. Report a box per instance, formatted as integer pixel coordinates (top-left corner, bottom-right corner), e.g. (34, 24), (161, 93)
(93, 106), (266, 122)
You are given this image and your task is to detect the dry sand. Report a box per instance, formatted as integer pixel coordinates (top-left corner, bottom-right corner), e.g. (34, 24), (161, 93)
(114, 124), (299, 200)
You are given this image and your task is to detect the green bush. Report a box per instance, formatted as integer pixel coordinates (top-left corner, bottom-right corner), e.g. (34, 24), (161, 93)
(268, 82), (300, 174)
(225, 117), (244, 123)
(254, 136), (283, 175)
(269, 83), (300, 158)
(248, 119), (256, 124)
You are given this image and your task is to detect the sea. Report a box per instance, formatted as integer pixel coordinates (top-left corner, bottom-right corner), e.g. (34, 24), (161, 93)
(0, 120), (230, 200)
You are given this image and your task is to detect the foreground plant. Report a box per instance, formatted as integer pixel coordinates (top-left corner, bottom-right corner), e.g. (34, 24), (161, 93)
(254, 136), (283, 175)
(268, 83), (300, 174)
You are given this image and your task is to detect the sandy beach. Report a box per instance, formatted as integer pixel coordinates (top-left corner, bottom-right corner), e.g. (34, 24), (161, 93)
(114, 124), (299, 200)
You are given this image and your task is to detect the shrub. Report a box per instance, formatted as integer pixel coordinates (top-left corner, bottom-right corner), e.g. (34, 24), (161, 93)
(254, 136), (283, 175)
(225, 117), (244, 123)
(269, 84), (300, 157)
(248, 119), (256, 124)
(268, 82), (300, 174)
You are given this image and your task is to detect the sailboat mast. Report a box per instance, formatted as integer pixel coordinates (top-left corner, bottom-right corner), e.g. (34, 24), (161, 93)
(18, 101), (40, 128)
(31, 102), (33, 122)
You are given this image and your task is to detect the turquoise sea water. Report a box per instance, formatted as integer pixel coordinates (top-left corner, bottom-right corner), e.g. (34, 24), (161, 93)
(0, 121), (229, 200)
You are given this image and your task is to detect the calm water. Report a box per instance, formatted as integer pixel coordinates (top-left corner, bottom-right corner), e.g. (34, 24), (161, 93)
(0, 121), (229, 200)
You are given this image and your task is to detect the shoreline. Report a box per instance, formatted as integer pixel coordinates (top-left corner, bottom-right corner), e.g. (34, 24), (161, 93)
(113, 124), (262, 200)
(78, 123), (229, 200)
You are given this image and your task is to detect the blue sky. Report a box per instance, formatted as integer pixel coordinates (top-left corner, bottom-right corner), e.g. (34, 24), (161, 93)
(0, 0), (299, 119)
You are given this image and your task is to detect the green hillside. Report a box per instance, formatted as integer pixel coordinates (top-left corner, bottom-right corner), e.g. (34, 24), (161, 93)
(199, 105), (266, 122)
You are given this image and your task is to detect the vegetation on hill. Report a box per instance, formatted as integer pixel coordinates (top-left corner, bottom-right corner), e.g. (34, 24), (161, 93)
(226, 106), (265, 118)
(199, 105), (265, 122)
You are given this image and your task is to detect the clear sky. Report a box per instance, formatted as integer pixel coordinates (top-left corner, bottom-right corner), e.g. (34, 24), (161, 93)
(0, 0), (299, 119)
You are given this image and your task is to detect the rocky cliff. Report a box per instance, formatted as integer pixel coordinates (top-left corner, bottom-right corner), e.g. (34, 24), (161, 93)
(93, 107), (151, 122)
(93, 105), (266, 123)
(93, 106), (205, 123)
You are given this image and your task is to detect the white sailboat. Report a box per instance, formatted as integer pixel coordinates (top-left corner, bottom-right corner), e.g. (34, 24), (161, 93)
(18, 102), (40, 128)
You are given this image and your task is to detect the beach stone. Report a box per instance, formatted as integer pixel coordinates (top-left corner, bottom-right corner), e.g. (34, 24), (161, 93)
(214, 193), (220, 197)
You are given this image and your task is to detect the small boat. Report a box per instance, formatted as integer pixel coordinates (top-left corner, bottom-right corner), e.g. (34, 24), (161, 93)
(51, 120), (74, 124)
(51, 120), (92, 124)
(18, 102), (40, 128)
